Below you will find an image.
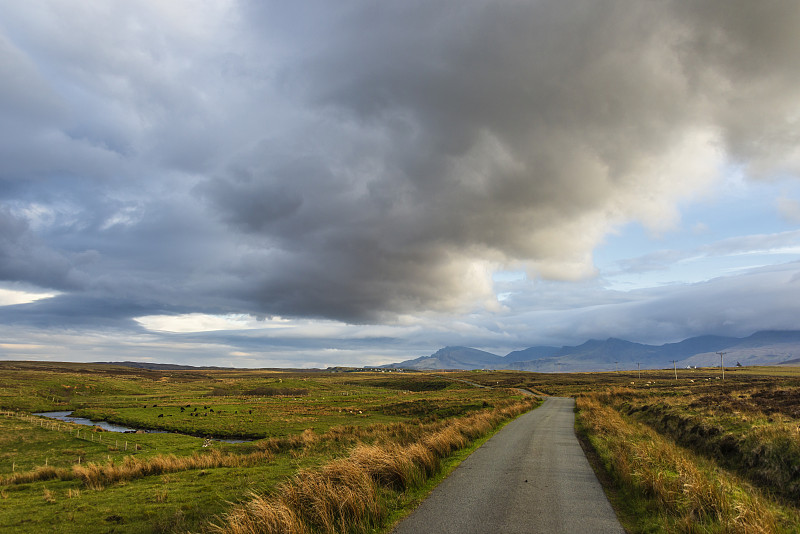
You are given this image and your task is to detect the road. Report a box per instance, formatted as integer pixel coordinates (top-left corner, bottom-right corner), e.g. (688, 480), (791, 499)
(392, 397), (624, 534)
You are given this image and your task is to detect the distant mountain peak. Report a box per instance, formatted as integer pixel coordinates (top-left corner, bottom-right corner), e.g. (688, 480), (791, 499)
(383, 330), (800, 372)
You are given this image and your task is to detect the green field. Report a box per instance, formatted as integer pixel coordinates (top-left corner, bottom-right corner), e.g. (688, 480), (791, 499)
(0, 362), (536, 533)
(3, 362), (800, 533)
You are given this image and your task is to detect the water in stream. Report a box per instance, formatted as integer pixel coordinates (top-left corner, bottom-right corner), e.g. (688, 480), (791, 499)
(33, 411), (249, 443)
(33, 411), (165, 433)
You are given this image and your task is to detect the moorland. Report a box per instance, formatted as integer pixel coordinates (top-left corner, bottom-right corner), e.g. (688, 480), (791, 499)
(1, 361), (800, 533)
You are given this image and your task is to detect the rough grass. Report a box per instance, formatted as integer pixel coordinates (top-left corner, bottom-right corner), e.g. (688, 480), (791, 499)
(2, 448), (275, 489)
(577, 394), (798, 533)
(608, 388), (800, 503)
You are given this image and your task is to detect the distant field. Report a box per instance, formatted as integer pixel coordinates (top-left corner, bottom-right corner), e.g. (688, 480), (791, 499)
(0, 362), (536, 533)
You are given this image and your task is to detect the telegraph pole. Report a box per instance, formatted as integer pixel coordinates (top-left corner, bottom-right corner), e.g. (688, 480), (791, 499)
(716, 352), (727, 380)
(671, 360), (678, 380)
(636, 362), (641, 380)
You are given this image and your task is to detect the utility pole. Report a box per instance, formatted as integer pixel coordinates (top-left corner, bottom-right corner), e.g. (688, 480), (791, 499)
(671, 360), (678, 380)
(717, 352), (727, 380)
(636, 362), (641, 380)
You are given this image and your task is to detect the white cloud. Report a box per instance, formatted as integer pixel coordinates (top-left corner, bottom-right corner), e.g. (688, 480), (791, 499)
(0, 287), (59, 306)
(135, 313), (284, 333)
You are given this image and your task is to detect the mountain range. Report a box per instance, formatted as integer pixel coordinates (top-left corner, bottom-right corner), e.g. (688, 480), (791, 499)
(382, 330), (800, 372)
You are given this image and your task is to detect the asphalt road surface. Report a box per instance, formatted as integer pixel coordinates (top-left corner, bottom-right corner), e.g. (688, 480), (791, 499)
(392, 397), (625, 534)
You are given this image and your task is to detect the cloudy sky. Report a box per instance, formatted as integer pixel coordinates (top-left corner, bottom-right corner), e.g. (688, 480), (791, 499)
(2, 0), (800, 367)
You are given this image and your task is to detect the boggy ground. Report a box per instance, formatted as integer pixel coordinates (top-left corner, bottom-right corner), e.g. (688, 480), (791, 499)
(688, 386), (800, 419)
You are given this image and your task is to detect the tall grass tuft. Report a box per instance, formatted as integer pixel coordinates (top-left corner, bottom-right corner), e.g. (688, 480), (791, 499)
(223, 495), (310, 534)
(69, 449), (271, 488)
(0, 448), (274, 489)
(1, 465), (68, 485)
(42, 487), (56, 503)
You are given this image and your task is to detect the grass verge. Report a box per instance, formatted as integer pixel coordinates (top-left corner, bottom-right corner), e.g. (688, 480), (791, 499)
(576, 393), (799, 533)
(381, 410), (519, 531)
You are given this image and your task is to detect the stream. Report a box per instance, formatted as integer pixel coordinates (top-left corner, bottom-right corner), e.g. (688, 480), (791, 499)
(33, 411), (250, 443)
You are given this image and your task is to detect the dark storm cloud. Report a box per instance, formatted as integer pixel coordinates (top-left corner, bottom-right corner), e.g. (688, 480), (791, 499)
(1, 1), (799, 328)
(198, 0), (800, 321)
(0, 294), (151, 329)
(0, 207), (77, 290)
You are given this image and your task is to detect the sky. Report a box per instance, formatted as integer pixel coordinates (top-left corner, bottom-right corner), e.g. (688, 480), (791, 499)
(2, 0), (800, 368)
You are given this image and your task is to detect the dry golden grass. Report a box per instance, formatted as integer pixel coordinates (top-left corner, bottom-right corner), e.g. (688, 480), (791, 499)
(578, 395), (782, 533)
(605, 386), (800, 501)
(1, 447), (275, 489)
(42, 487), (55, 504)
(1, 465), (68, 485)
(69, 448), (274, 488)
(223, 494), (310, 534)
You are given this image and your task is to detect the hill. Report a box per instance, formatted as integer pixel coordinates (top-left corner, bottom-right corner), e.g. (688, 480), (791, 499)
(384, 330), (800, 372)
(383, 346), (507, 370)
